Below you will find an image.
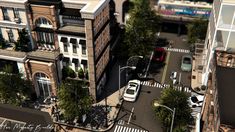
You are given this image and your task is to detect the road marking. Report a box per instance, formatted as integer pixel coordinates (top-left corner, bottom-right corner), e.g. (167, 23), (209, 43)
(161, 52), (171, 84)
(128, 107), (134, 124)
(114, 125), (148, 132)
(164, 47), (190, 53)
(145, 51), (154, 77)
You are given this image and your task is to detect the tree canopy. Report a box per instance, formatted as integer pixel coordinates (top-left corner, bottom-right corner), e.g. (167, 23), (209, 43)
(187, 18), (208, 44)
(0, 65), (32, 106)
(154, 88), (193, 131)
(124, 0), (161, 57)
(58, 79), (93, 121)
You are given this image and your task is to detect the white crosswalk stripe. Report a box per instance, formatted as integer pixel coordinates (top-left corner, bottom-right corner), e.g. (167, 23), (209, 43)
(113, 125), (148, 132)
(140, 81), (191, 93)
(164, 47), (190, 53)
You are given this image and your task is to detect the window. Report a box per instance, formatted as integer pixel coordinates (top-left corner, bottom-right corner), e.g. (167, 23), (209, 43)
(35, 17), (52, 28)
(80, 39), (86, 55)
(2, 7), (9, 20)
(35, 72), (52, 99)
(0, 28), (2, 39)
(13, 8), (20, 18)
(64, 43), (68, 52)
(37, 32), (54, 43)
(7, 29), (14, 42)
(73, 45), (77, 53)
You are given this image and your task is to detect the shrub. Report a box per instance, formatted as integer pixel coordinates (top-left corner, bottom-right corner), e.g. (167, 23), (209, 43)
(85, 70), (89, 80)
(62, 67), (76, 79)
(78, 68), (85, 79)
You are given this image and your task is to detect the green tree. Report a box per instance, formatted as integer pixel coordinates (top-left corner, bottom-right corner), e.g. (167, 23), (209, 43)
(154, 88), (193, 131)
(187, 18), (208, 44)
(0, 65), (32, 106)
(124, 0), (161, 57)
(0, 38), (6, 49)
(14, 29), (30, 52)
(58, 79), (93, 121)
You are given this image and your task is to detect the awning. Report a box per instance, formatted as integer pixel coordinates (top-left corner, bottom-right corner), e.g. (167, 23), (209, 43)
(81, 59), (87, 65)
(72, 58), (79, 63)
(63, 57), (70, 62)
(60, 37), (68, 43)
(79, 39), (86, 45)
(70, 38), (77, 45)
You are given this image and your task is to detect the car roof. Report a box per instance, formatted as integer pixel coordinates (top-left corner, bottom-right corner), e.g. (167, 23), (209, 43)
(182, 55), (192, 59)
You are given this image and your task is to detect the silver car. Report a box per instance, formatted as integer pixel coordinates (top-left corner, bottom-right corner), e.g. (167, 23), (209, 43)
(181, 55), (192, 72)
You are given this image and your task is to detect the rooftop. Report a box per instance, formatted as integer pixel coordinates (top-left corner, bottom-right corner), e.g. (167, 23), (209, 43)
(27, 50), (61, 62)
(216, 51), (235, 68)
(0, 49), (26, 62)
(216, 65), (235, 127)
(223, 0), (235, 4)
(0, 104), (53, 132)
(58, 25), (85, 34)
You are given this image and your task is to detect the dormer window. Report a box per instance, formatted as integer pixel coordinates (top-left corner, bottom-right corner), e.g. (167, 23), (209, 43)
(35, 17), (52, 28)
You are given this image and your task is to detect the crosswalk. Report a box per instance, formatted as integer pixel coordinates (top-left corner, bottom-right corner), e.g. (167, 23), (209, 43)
(140, 81), (191, 93)
(164, 47), (190, 53)
(114, 125), (148, 132)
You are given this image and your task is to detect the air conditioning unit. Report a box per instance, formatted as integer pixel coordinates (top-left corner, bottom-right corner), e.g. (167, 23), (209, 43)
(14, 18), (21, 23)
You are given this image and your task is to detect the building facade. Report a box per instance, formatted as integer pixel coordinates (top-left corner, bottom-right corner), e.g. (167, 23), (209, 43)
(0, 0), (111, 101)
(155, 0), (212, 22)
(199, 0), (235, 87)
(0, 0), (33, 48)
(201, 51), (235, 132)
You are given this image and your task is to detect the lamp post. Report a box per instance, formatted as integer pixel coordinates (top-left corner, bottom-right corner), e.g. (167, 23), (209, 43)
(119, 65), (136, 100)
(153, 100), (176, 132)
(126, 56), (143, 82)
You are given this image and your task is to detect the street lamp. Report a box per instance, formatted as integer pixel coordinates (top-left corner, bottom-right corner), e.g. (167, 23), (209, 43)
(153, 100), (176, 132)
(126, 56), (143, 82)
(119, 65), (136, 100)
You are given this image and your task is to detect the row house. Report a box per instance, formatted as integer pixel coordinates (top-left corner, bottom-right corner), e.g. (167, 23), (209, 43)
(0, 0), (33, 48)
(0, 0), (111, 101)
(201, 51), (235, 132)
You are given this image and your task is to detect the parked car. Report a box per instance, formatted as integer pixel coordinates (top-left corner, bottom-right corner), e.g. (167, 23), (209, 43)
(170, 71), (177, 85)
(188, 95), (204, 108)
(123, 80), (141, 102)
(152, 47), (166, 62)
(181, 55), (192, 71)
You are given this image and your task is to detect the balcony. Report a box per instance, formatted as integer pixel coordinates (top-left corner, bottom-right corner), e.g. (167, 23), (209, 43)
(37, 41), (55, 52)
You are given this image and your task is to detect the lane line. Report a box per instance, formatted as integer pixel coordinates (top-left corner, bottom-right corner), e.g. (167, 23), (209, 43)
(127, 107), (135, 125)
(161, 51), (171, 84)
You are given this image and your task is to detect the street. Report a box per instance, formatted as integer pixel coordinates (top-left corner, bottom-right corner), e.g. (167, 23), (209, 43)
(108, 85), (162, 132)
(109, 23), (192, 132)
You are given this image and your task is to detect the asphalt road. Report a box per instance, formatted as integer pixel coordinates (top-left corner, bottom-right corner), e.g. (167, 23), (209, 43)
(108, 85), (163, 132)
(156, 32), (192, 87)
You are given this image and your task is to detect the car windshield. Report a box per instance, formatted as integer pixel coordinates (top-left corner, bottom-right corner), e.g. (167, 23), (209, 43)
(129, 82), (137, 87)
(126, 89), (135, 95)
(183, 57), (191, 64)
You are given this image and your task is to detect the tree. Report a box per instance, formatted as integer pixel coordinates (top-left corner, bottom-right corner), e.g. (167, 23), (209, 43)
(0, 38), (6, 49)
(14, 29), (30, 52)
(124, 0), (161, 57)
(187, 18), (208, 44)
(154, 88), (193, 131)
(0, 65), (32, 106)
(58, 79), (93, 121)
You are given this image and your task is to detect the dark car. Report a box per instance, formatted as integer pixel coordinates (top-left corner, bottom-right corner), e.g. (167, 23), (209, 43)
(152, 47), (166, 62)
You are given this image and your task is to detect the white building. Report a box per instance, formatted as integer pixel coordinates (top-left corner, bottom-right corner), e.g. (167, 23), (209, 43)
(196, 0), (235, 87)
(0, 0), (33, 48)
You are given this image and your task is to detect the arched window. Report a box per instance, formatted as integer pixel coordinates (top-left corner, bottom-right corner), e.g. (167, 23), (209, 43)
(35, 17), (52, 28)
(35, 72), (52, 99)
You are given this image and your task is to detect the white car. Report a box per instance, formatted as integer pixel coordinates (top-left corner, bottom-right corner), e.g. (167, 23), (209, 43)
(170, 71), (177, 85)
(123, 80), (141, 102)
(188, 95), (204, 108)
